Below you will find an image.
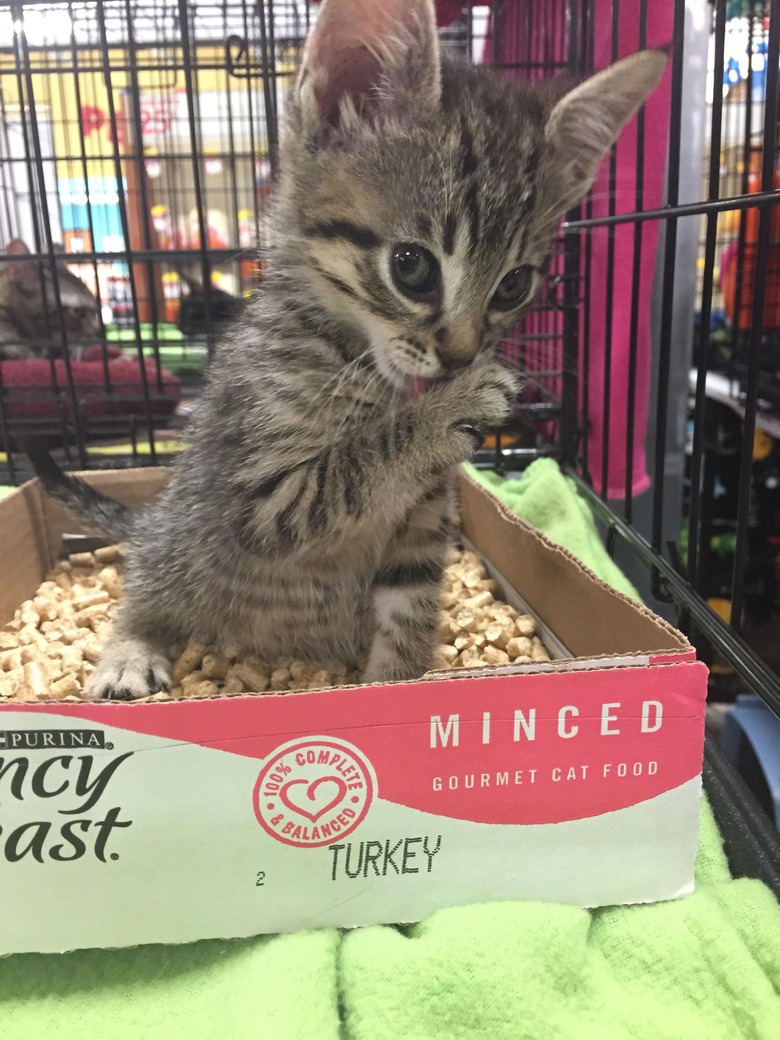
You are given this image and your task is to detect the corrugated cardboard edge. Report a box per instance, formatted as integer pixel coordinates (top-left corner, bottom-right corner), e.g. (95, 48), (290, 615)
(0, 467), (171, 624)
(459, 470), (691, 658)
(0, 480), (52, 622)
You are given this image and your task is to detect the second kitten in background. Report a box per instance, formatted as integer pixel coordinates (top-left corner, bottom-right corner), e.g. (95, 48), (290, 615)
(0, 239), (101, 361)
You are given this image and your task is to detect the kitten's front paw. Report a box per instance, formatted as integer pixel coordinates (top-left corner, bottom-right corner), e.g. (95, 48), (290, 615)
(86, 639), (171, 701)
(362, 659), (427, 685)
(440, 363), (521, 444)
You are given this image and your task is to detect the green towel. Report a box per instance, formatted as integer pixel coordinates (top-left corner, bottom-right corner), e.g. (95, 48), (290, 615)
(0, 801), (777, 1039)
(340, 801), (780, 1040)
(464, 459), (640, 600)
(0, 930), (341, 1040)
(1, 461), (778, 1038)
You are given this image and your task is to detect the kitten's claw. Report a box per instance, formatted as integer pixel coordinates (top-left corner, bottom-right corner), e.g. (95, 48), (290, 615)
(431, 362), (521, 443)
(85, 639), (171, 701)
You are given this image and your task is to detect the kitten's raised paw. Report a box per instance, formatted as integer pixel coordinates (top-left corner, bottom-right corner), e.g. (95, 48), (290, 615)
(85, 639), (171, 701)
(442, 363), (521, 442)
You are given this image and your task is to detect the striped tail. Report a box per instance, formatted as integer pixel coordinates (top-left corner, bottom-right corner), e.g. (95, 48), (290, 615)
(21, 441), (135, 542)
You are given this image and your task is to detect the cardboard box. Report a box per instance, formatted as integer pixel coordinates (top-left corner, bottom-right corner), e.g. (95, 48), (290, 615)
(0, 469), (708, 955)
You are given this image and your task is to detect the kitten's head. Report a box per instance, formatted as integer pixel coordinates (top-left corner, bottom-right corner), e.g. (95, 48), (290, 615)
(177, 272), (245, 340)
(0, 239), (101, 355)
(279, 0), (666, 388)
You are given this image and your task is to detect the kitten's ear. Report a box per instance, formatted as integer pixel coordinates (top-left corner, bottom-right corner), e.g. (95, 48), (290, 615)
(544, 50), (667, 215)
(178, 271), (201, 292)
(4, 238), (39, 292)
(296, 0), (440, 134)
(6, 238), (30, 256)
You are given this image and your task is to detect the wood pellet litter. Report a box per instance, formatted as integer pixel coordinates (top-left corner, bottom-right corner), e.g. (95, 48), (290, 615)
(0, 545), (551, 702)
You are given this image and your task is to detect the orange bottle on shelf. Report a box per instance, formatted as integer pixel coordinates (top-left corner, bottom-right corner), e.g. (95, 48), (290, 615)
(722, 156), (780, 332)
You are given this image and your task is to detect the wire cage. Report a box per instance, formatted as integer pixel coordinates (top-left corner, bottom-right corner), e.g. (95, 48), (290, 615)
(553, 0), (780, 723)
(1, 2), (780, 724)
(0, 0), (296, 471)
(0, 1), (576, 483)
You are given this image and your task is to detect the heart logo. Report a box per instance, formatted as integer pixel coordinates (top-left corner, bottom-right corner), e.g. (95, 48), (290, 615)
(280, 775), (348, 823)
(254, 738), (374, 847)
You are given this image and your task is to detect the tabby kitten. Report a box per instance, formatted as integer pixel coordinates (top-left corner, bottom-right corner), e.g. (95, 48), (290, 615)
(30, 0), (665, 699)
(0, 239), (101, 360)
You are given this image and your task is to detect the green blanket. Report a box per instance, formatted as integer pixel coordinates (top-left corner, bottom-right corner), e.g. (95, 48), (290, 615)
(1, 460), (778, 1038)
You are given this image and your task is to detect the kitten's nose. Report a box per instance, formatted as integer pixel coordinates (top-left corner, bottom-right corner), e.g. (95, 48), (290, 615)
(435, 324), (480, 371)
(435, 346), (474, 371)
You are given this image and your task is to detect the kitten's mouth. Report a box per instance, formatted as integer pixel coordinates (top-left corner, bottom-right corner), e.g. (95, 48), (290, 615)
(410, 375), (449, 399)
(377, 349), (449, 397)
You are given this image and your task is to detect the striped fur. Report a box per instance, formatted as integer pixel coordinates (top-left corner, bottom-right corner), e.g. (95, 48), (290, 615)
(37, 0), (665, 698)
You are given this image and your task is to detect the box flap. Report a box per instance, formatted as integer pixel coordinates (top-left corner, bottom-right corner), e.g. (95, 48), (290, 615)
(0, 482), (51, 623)
(459, 471), (690, 659)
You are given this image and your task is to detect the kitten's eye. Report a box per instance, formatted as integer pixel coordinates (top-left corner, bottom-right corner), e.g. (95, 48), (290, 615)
(491, 266), (536, 311)
(391, 243), (439, 299)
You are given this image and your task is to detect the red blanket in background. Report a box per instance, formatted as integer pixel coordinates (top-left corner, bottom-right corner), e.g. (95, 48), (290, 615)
(0, 358), (181, 421)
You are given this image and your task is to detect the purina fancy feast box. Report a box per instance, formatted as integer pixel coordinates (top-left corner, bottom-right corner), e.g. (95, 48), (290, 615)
(0, 469), (707, 955)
